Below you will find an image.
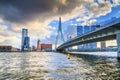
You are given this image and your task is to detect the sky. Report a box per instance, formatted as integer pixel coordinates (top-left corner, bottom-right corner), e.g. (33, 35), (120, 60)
(0, 0), (120, 49)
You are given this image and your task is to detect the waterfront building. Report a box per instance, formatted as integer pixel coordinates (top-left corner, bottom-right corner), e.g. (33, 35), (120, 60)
(77, 25), (97, 50)
(0, 46), (19, 52)
(37, 40), (41, 50)
(36, 39), (52, 51)
(41, 44), (52, 51)
(21, 28), (30, 51)
(32, 46), (36, 51)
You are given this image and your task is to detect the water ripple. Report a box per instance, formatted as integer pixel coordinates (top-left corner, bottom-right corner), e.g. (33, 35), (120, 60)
(0, 52), (120, 79)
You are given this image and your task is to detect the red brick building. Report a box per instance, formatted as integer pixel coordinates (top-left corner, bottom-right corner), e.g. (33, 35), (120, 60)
(41, 44), (52, 51)
(36, 39), (52, 51)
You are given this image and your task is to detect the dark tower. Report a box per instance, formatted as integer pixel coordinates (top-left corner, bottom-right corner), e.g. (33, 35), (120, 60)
(55, 17), (64, 50)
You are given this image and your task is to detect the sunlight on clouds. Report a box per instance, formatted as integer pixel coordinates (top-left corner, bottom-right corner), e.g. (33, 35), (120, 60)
(60, 0), (67, 5)
(0, 0), (120, 48)
(53, 7), (58, 13)
(12, 18), (56, 39)
(61, 5), (86, 21)
(0, 24), (7, 30)
(0, 18), (4, 23)
(0, 36), (5, 42)
(0, 35), (20, 48)
(0, 17), (57, 48)
(27, 20), (54, 39)
(60, 0), (113, 24)
(76, 2), (112, 25)
(0, 23), (21, 48)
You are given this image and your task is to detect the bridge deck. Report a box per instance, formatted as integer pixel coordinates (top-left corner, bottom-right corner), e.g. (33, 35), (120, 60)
(57, 22), (120, 51)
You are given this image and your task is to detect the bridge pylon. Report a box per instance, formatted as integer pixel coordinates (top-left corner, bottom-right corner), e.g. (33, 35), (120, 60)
(55, 17), (64, 50)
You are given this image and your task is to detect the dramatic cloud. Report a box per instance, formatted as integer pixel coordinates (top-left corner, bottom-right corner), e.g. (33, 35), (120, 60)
(0, 0), (120, 48)
(74, 0), (120, 25)
(0, 19), (56, 48)
(0, 0), (119, 23)
(0, 0), (82, 23)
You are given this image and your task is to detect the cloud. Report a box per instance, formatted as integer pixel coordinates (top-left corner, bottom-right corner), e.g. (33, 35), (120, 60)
(0, 0), (120, 48)
(74, 2), (112, 25)
(0, 34), (20, 48)
(0, 22), (21, 48)
(0, 19), (57, 48)
(0, 0), (82, 23)
(70, 0), (120, 26)
(0, 0), (119, 23)
(111, 0), (120, 6)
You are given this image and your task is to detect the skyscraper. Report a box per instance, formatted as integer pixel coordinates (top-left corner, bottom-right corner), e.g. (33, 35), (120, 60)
(21, 28), (30, 51)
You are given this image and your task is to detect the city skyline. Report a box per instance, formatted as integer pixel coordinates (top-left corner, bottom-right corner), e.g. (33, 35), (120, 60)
(0, 0), (120, 48)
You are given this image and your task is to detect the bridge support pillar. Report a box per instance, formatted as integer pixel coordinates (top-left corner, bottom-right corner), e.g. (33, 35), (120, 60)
(117, 33), (120, 59)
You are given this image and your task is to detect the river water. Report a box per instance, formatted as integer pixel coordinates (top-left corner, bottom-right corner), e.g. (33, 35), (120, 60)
(0, 52), (120, 80)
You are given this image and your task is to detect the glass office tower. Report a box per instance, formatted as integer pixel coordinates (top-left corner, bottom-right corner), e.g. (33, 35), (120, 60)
(21, 28), (30, 51)
(77, 25), (97, 50)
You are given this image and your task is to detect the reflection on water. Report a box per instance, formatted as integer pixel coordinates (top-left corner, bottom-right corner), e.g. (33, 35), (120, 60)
(0, 52), (120, 79)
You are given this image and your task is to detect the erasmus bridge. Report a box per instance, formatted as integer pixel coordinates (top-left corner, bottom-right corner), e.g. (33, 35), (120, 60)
(56, 17), (120, 58)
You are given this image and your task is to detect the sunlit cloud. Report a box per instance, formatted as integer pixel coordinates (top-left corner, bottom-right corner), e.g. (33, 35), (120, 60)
(0, 0), (119, 48)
